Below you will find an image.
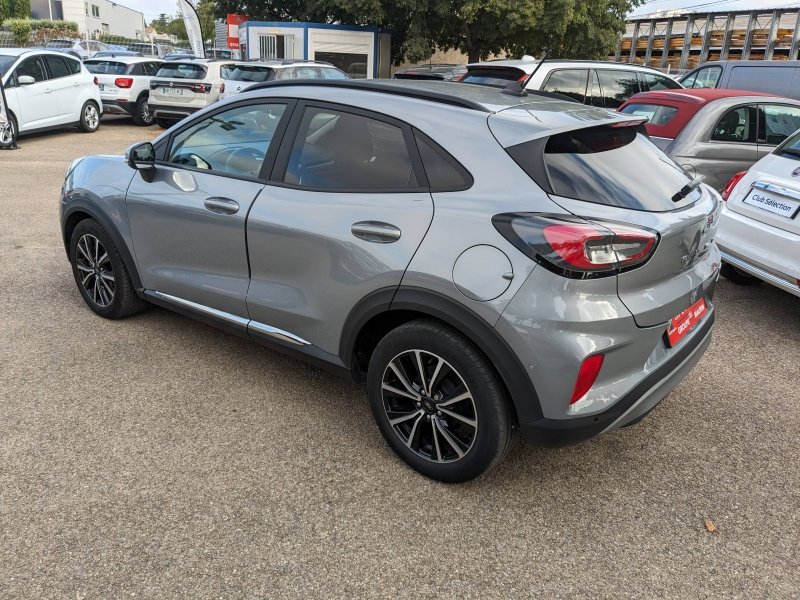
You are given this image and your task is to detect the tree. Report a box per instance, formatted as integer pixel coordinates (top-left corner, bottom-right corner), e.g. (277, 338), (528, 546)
(0, 0), (12, 23)
(213, 0), (640, 65)
(197, 0), (216, 42)
(11, 0), (29, 19)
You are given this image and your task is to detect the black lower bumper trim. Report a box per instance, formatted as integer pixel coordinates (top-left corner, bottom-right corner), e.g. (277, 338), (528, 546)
(102, 99), (135, 116)
(148, 103), (198, 119)
(521, 308), (715, 448)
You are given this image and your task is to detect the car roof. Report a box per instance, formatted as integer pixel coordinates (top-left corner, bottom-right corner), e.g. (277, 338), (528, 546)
(0, 48), (34, 57)
(467, 58), (668, 74)
(86, 55), (156, 63)
(232, 60), (335, 68)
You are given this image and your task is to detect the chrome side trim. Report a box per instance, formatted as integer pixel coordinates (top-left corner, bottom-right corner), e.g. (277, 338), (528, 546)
(154, 292), (249, 327)
(248, 320), (310, 346)
(751, 181), (800, 203)
(720, 251), (800, 293)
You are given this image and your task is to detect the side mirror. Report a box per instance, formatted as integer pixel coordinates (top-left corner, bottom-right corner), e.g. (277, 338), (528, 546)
(125, 142), (156, 181)
(18, 75), (35, 85)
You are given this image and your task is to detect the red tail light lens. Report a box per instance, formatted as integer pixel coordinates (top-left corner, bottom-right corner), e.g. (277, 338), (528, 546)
(570, 354), (605, 404)
(454, 73), (468, 82)
(493, 213), (659, 278)
(190, 83), (211, 93)
(93, 76), (98, 86)
(220, 82), (225, 93)
(115, 78), (133, 88)
(721, 171), (748, 200)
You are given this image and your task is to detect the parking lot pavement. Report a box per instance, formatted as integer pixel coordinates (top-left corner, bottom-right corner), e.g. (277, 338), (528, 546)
(1, 117), (799, 598)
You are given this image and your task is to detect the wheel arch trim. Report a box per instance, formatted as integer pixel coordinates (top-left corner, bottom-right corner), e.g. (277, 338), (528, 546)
(61, 198), (143, 291)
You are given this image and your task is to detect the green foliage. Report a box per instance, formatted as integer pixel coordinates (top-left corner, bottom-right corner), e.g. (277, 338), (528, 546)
(11, 0), (28, 18)
(2, 18), (79, 31)
(6, 18), (29, 46)
(0, 0), (11, 23)
(213, 0), (640, 65)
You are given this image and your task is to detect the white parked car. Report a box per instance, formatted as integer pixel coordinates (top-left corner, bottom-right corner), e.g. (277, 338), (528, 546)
(218, 60), (348, 100)
(717, 131), (800, 297)
(0, 49), (102, 140)
(84, 56), (162, 126)
(148, 59), (236, 128)
(46, 39), (112, 60)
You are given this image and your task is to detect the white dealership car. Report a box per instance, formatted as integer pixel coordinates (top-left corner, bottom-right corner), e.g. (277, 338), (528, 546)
(84, 56), (162, 126)
(218, 60), (348, 100)
(0, 49), (102, 140)
(717, 130), (800, 297)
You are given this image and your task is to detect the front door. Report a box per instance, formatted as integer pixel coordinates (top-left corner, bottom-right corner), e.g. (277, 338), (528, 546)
(126, 100), (291, 318)
(245, 103), (434, 355)
(12, 55), (59, 130)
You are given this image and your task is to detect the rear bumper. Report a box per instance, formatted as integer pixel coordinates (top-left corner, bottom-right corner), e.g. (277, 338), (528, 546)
(520, 308), (714, 447)
(148, 103), (200, 120)
(102, 99), (136, 116)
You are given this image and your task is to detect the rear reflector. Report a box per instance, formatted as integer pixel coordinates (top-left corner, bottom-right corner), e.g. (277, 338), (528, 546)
(570, 354), (605, 404)
(721, 171), (748, 200)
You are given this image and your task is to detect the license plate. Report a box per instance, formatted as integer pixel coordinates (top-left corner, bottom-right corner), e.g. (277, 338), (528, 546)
(98, 84), (104, 91)
(743, 188), (800, 219)
(665, 298), (707, 348)
(163, 87), (183, 95)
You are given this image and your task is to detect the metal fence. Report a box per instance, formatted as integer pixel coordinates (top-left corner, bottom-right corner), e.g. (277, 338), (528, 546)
(616, 9), (800, 73)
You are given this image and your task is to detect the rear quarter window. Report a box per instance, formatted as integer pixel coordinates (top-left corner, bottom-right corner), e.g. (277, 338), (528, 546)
(231, 66), (274, 82)
(620, 103), (679, 126)
(542, 69), (589, 103)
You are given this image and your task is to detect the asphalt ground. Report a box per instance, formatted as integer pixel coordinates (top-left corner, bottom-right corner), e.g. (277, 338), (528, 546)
(0, 117), (799, 599)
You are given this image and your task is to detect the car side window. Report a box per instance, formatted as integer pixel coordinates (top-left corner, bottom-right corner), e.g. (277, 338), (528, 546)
(321, 68), (348, 80)
(44, 56), (71, 79)
(643, 72), (681, 91)
(685, 66), (721, 89)
(712, 106), (758, 143)
(760, 104), (800, 145)
(220, 64), (236, 79)
(66, 57), (82, 74)
(414, 131), (472, 190)
(284, 107), (417, 191)
(586, 70), (603, 107)
(146, 62), (160, 76)
(15, 56), (48, 83)
(542, 69), (589, 103)
(293, 66), (321, 79)
(168, 103), (287, 178)
(596, 70), (641, 109)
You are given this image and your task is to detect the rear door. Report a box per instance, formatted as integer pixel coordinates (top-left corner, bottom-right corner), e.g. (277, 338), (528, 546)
(42, 55), (77, 124)
(245, 103), (434, 355)
(126, 100), (292, 317)
(698, 104), (759, 189)
(150, 62), (207, 108)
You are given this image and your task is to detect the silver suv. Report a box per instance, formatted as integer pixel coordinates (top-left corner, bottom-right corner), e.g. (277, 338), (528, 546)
(60, 80), (720, 482)
(219, 60), (348, 100)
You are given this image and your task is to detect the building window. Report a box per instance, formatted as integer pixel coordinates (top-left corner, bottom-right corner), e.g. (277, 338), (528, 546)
(85, 2), (88, 14)
(91, 4), (100, 17)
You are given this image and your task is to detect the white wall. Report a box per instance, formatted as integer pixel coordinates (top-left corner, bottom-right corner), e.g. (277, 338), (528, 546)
(307, 28), (374, 78)
(61, 0), (145, 40)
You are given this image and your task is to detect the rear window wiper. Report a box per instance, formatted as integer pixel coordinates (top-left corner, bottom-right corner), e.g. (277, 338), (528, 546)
(671, 178), (702, 203)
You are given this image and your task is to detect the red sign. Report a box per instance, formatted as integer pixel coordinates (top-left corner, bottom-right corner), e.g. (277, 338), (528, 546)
(665, 298), (706, 348)
(227, 14), (249, 50)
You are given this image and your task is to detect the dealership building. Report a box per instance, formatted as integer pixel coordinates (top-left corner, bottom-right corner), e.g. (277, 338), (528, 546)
(236, 21), (392, 79)
(31, 0), (145, 40)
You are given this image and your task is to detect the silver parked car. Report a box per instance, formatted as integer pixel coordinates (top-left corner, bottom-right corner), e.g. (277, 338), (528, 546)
(60, 80), (720, 482)
(619, 89), (800, 190)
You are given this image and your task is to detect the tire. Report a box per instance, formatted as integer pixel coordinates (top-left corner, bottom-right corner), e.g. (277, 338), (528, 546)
(156, 118), (174, 130)
(69, 219), (147, 319)
(132, 96), (154, 126)
(77, 101), (100, 133)
(0, 113), (17, 149)
(721, 262), (762, 286)
(367, 319), (516, 483)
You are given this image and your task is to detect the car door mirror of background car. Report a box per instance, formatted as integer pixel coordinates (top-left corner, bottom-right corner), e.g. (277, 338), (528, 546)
(125, 142), (156, 181)
(17, 76), (35, 86)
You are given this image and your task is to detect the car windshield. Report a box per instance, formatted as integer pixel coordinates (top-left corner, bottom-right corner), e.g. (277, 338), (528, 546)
(0, 55), (16, 77)
(84, 60), (129, 75)
(229, 65), (274, 82)
(774, 128), (800, 160)
(155, 63), (206, 79)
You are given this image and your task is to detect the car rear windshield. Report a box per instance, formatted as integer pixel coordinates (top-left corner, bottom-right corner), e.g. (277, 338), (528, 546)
(84, 60), (129, 75)
(620, 103), (679, 126)
(229, 65), (274, 82)
(460, 67), (525, 87)
(507, 124), (699, 212)
(155, 63), (206, 79)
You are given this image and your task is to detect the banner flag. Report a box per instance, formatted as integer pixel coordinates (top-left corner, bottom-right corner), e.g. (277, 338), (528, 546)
(177, 0), (205, 58)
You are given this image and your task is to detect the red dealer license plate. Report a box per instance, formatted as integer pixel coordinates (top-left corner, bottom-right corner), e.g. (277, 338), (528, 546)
(665, 298), (707, 348)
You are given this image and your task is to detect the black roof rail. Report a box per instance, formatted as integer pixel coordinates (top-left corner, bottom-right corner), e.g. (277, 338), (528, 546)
(243, 79), (493, 112)
(278, 59), (334, 66)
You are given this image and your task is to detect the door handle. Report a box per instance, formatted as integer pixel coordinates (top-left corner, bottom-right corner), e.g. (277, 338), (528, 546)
(204, 197), (239, 215)
(351, 221), (401, 243)
(73, 82), (80, 87)
(45, 88), (52, 93)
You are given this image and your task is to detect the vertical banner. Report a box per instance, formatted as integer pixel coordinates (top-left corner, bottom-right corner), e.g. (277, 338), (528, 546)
(227, 14), (248, 51)
(0, 76), (15, 149)
(177, 0), (205, 58)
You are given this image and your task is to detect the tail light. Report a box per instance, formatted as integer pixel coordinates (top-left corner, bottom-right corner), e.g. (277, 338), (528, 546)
(220, 82), (225, 93)
(570, 354), (605, 404)
(93, 76), (98, 86)
(493, 213), (659, 278)
(454, 73), (468, 82)
(721, 171), (748, 200)
(517, 72), (528, 81)
(115, 78), (133, 88)
(190, 83), (211, 93)
(149, 82), (157, 90)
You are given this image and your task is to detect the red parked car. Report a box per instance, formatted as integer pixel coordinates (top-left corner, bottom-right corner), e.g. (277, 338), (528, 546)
(618, 88), (800, 189)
